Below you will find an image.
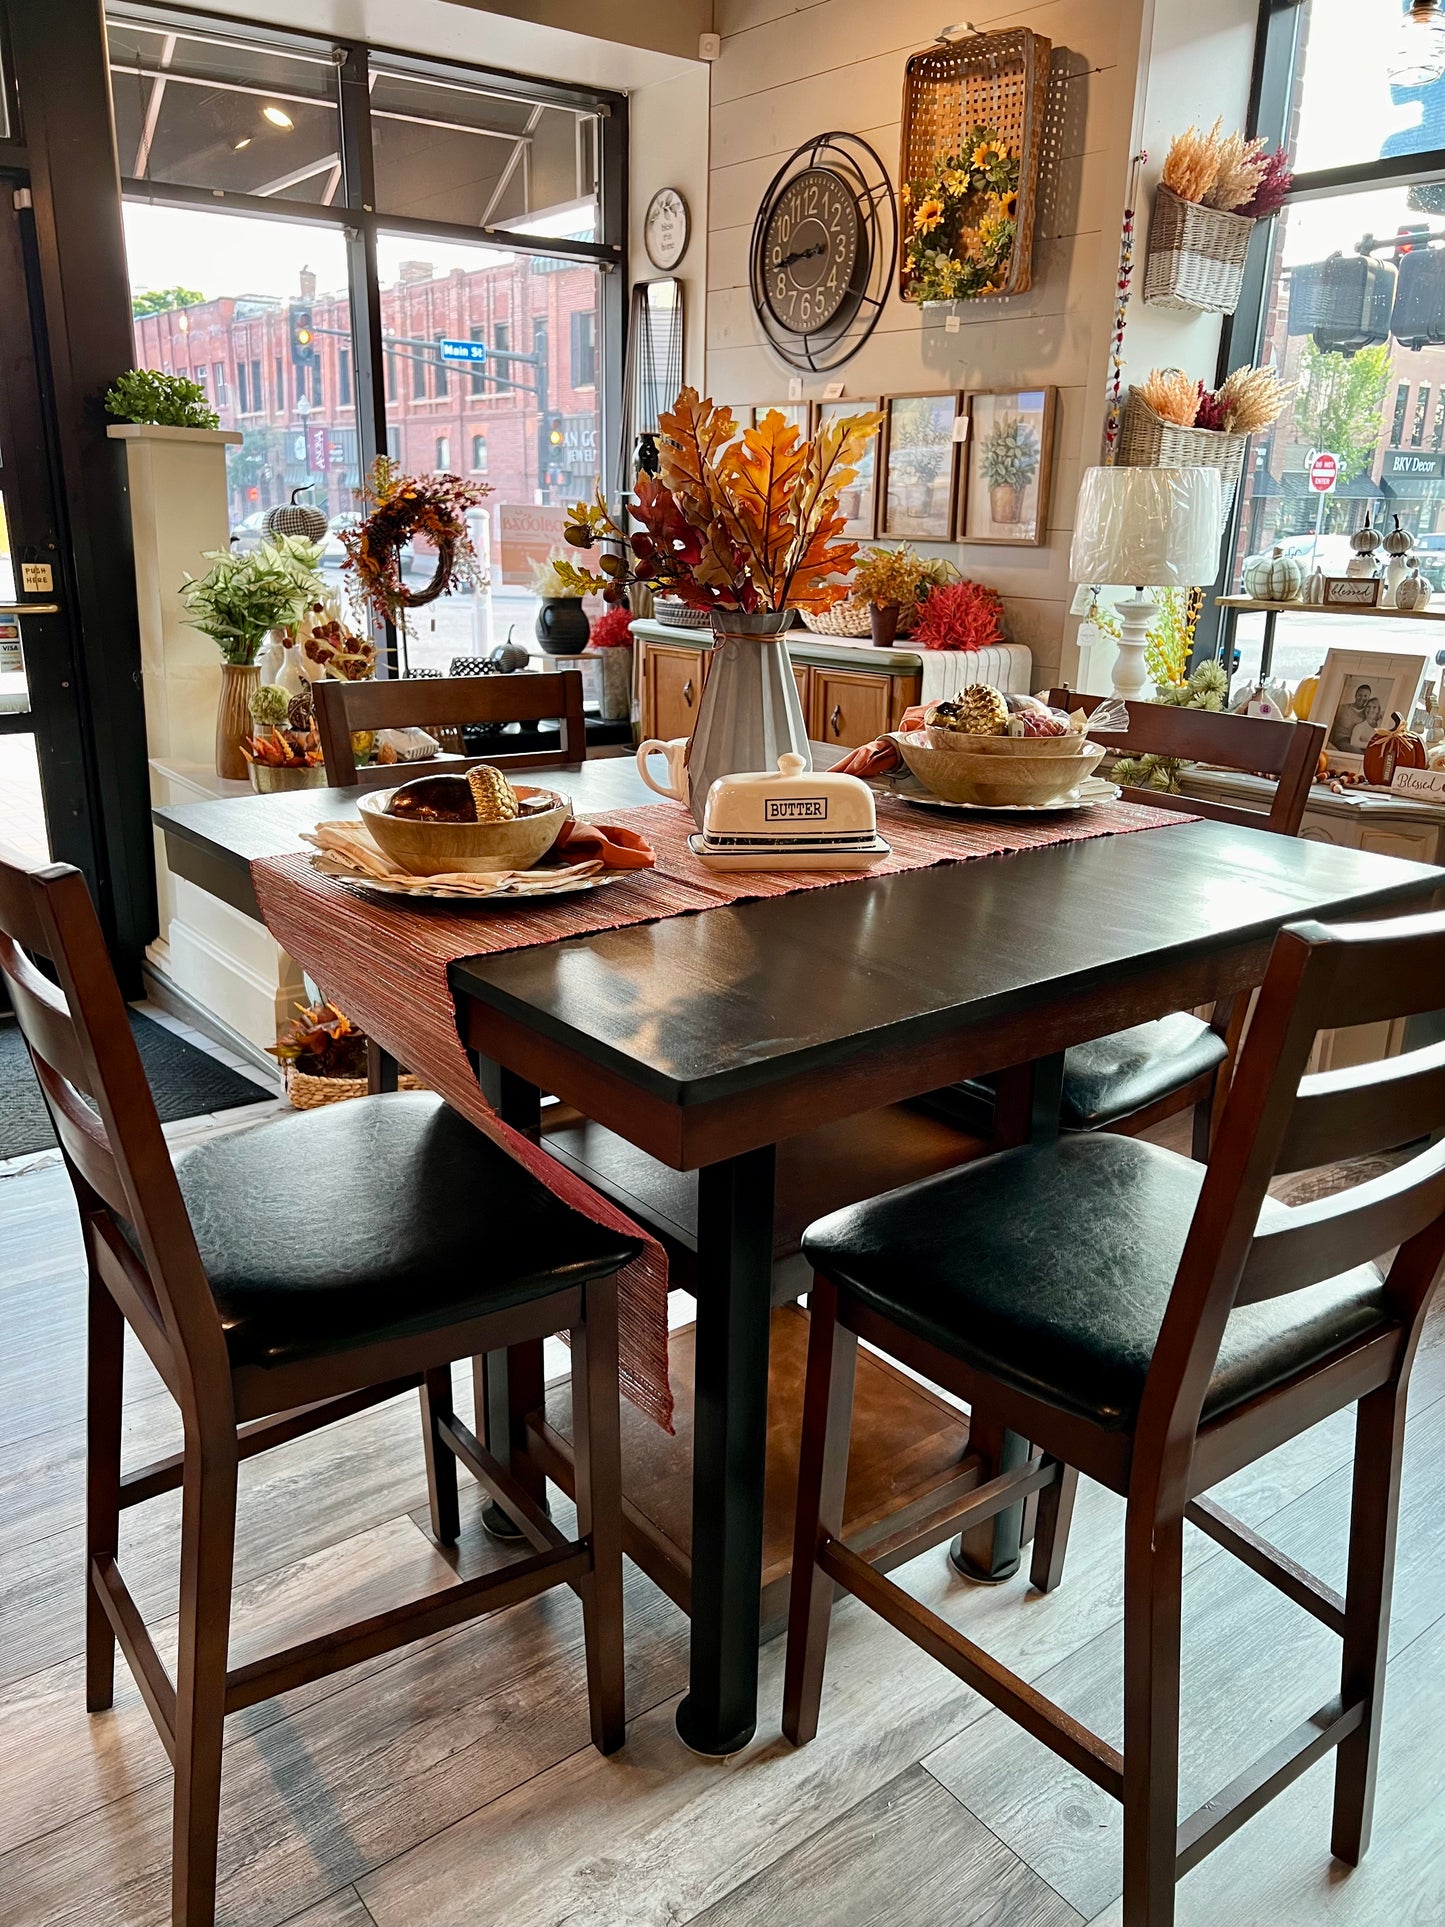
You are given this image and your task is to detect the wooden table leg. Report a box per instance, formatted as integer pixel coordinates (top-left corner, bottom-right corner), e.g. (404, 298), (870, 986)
(953, 1050), (1064, 1584)
(473, 1058), (550, 1542)
(675, 1144), (777, 1758)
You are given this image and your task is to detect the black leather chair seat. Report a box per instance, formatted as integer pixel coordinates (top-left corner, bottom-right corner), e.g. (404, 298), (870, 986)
(803, 1134), (1389, 1433)
(1058, 1014), (1229, 1130)
(173, 1093), (640, 1370)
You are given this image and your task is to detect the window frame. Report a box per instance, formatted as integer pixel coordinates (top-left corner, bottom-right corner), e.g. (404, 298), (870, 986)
(1204, 0), (1445, 671)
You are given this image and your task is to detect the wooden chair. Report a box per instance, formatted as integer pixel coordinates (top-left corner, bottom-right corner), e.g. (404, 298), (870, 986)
(945, 694), (1327, 1160)
(0, 847), (636, 1927)
(313, 669), (588, 789)
(785, 905), (1445, 1925)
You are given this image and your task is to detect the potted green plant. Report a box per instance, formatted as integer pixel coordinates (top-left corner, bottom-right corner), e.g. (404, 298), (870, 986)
(978, 412), (1040, 525)
(180, 534), (323, 778)
(105, 368), (219, 431)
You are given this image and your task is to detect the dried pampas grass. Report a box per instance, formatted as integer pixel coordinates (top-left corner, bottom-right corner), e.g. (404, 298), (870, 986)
(1138, 366), (1202, 428)
(1161, 122), (1224, 205)
(1214, 363), (1291, 433)
(1203, 131), (1269, 212)
(1162, 121), (1283, 213)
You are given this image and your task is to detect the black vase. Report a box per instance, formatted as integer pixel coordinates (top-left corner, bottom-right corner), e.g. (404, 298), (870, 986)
(535, 597), (590, 655)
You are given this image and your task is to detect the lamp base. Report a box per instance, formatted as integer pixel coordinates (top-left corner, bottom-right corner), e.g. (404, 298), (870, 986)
(1111, 595), (1155, 702)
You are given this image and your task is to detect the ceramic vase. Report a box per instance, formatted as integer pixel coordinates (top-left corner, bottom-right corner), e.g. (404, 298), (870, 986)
(535, 597), (590, 655)
(215, 662), (259, 781)
(685, 610), (810, 831)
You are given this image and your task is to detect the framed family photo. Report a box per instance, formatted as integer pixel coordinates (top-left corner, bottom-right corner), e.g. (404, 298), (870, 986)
(1313, 649), (1426, 773)
(818, 396), (881, 539)
(957, 386), (1057, 546)
(880, 391), (962, 542)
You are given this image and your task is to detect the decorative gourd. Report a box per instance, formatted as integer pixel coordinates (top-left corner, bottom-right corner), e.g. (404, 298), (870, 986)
(1362, 713), (1428, 785)
(1301, 565), (1326, 605)
(1383, 515), (1414, 557)
(1350, 512), (1381, 557)
(1291, 670), (1322, 721)
(265, 487), (328, 543)
(1396, 566), (1434, 612)
(1241, 547), (1305, 601)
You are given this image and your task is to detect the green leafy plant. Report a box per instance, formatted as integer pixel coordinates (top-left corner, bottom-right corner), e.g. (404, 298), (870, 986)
(131, 286), (204, 317)
(978, 414), (1040, 491)
(248, 683), (292, 728)
(180, 535), (324, 666)
(1291, 338), (1392, 500)
(105, 367), (218, 431)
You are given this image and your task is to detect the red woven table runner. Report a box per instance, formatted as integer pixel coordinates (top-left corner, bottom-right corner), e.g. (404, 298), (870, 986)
(250, 793), (1196, 1430)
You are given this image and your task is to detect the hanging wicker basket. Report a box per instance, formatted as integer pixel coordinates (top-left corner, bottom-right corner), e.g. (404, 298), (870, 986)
(899, 28), (1052, 303)
(800, 599), (874, 638)
(285, 1066), (426, 1110)
(1117, 388), (1248, 531)
(1142, 184), (1254, 315)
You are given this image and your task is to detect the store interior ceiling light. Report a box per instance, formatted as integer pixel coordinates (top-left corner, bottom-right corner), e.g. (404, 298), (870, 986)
(233, 136), (252, 150)
(261, 104), (294, 129)
(1390, 0), (1445, 86)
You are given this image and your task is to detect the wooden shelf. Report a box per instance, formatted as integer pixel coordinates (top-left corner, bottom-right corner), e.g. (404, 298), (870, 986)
(1216, 596), (1445, 622)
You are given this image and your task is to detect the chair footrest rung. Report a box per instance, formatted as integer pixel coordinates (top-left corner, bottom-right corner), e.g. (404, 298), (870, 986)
(847, 1455), (1057, 1576)
(91, 1555), (176, 1760)
(437, 1414), (570, 1557)
(818, 1534), (1124, 1799)
(1176, 1695), (1364, 1876)
(1185, 1498), (1347, 1636)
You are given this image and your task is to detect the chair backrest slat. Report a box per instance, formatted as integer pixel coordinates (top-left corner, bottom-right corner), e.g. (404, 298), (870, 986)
(1045, 689), (1324, 836)
(314, 672), (588, 788)
(1277, 1041), (1445, 1172)
(1239, 1139), (1445, 1303)
(29, 1051), (134, 1218)
(3, 936), (99, 1098)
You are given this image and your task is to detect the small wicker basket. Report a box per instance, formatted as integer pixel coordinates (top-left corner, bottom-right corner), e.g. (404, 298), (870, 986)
(286, 1067), (426, 1110)
(899, 28), (1052, 302)
(1118, 388), (1248, 530)
(800, 599), (874, 638)
(1142, 185), (1254, 315)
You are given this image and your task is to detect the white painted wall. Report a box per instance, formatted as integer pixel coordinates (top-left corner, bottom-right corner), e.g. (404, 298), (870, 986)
(629, 63), (712, 393)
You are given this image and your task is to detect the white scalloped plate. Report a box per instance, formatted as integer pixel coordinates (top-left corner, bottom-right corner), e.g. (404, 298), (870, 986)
(895, 777), (1122, 817)
(309, 853), (622, 902)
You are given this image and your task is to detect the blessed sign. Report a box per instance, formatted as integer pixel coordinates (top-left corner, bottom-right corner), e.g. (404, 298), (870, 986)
(1322, 577), (1383, 608)
(1390, 764), (1445, 801)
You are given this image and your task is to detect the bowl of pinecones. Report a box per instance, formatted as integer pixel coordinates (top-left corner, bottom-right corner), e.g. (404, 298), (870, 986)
(896, 684), (1103, 806)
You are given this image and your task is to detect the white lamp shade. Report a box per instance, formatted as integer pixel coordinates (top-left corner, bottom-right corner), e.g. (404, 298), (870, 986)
(1069, 466), (1222, 588)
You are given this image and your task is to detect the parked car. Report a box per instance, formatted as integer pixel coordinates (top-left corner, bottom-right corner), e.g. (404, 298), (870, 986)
(1411, 532), (1445, 592)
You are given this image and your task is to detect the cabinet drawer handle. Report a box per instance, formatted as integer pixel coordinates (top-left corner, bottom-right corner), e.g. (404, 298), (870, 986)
(683, 678), (695, 707)
(829, 703), (843, 736)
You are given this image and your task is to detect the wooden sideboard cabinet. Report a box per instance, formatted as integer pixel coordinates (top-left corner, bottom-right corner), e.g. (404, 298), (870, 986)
(633, 620), (923, 751)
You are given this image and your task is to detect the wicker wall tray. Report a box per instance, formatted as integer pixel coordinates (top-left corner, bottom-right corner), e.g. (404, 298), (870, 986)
(899, 28), (1051, 302)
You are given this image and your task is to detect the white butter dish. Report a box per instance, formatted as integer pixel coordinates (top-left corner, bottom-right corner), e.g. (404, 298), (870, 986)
(689, 752), (890, 870)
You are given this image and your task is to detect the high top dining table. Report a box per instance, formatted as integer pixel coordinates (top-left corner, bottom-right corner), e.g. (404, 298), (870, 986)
(156, 751), (1443, 1758)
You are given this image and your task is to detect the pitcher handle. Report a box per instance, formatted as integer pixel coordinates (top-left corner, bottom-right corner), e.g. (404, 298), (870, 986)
(636, 739), (685, 801)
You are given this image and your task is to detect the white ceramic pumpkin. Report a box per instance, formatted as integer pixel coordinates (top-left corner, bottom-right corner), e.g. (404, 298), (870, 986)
(1301, 566), (1326, 605)
(1241, 547), (1305, 602)
(1396, 566), (1434, 612)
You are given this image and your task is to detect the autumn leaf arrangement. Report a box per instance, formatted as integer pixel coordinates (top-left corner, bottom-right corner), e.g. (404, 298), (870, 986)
(557, 389), (883, 616)
(1138, 363), (1292, 436)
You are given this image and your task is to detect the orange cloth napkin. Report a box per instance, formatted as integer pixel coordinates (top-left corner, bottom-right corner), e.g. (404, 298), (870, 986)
(556, 818), (656, 869)
(828, 704), (930, 777)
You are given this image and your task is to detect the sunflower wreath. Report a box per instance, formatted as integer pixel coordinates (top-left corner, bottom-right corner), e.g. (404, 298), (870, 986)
(341, 456), (492, 628)
(901, 126), (1021, 304)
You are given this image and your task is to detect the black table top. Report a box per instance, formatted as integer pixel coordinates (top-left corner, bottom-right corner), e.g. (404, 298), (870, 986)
(152, 759), (1443, 1111)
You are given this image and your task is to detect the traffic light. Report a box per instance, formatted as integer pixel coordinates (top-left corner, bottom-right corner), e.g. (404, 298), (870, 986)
(547, 415), (565, 450)
(290, 304), (316, 367)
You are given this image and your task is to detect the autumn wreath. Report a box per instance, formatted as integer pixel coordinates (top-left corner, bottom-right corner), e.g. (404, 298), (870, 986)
(902, 127), (1020, 303)
(341, 457), (491, 628)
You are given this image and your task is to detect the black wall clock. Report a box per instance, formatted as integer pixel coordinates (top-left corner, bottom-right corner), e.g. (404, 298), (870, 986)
(749, 133), (895, 372)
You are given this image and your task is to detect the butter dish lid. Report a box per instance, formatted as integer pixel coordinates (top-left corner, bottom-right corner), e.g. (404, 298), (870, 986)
(701, 752), (878, 840)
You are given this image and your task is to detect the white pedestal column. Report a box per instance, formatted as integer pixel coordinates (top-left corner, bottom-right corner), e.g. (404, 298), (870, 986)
(108, 423), (303, 1062)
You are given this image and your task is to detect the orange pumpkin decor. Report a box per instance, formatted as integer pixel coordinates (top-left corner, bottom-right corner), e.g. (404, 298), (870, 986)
(1362, 712), (1428, 786)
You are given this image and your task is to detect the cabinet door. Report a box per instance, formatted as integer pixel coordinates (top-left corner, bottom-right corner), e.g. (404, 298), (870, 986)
(644, 644), (707, 741)
(810, 669), (892, 751)
(1359, 825), (1440, 864)
(792, 664), (811, 717)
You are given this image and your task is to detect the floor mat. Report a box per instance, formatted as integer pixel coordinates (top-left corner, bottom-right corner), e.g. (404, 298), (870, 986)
(0, 1009), (272, 1160)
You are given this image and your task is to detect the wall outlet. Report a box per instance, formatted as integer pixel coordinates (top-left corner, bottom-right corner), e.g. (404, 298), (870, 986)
(699, 32), (721, 58)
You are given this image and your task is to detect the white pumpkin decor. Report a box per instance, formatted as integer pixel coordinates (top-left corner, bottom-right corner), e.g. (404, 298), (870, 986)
(1301, 565), (1327, 605)
(1242, 547), (1305, 602)
(1396, 566), (1434, 612)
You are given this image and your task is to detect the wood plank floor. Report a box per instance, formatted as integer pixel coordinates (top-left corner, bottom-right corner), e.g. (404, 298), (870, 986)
(2, 1133), (1444, 1927)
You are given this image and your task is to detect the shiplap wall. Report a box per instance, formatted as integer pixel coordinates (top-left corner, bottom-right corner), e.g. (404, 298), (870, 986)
(707, 0), (1152, 686)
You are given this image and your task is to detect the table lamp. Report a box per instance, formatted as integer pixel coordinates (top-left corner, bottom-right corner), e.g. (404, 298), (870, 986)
(1069, 466), (1223, 699)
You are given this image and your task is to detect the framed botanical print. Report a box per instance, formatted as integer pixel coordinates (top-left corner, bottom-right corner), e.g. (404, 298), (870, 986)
(880, 391), (962, 542)
(750, 402), (815, 436)
(958, 387), (1057, 546)
(1312, 648), (1426, 774)
(818, 396), (881, 539)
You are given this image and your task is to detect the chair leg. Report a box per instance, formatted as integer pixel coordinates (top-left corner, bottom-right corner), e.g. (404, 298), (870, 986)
(1121, 1505), (1184, 1927)
(171, 1433), (238, 1927)
(782, 1276), (859, 1747)
(1028, 1459), (1079, 1595)
(1190, 1089), (1215, 1162)
(420, 1366), (461, 1546)
(85, 1267), (124, 1713)
(1331, 1381), (1408, 1866)
(570, 1277), (626, 1755)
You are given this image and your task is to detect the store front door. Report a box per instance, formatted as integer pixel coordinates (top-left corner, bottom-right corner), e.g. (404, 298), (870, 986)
(0, 179), (103, 890)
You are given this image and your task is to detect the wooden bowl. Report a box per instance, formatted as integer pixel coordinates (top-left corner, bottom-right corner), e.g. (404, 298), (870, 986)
(894, 733), (1104, 807)
(359, 784), (569, 876)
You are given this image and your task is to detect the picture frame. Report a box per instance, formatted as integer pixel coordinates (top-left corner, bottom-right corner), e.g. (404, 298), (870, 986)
(1322, 576), (1383, 610)
(817, 396), (881, 540)
(880, 391), (962, 542)
(750, 401), (815, 436)
(957, 386), (1057, 546)
(1312, 648), (1427, 773)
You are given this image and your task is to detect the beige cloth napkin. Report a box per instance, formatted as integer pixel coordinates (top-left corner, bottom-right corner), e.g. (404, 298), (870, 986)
(301, 819), (603, 897)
